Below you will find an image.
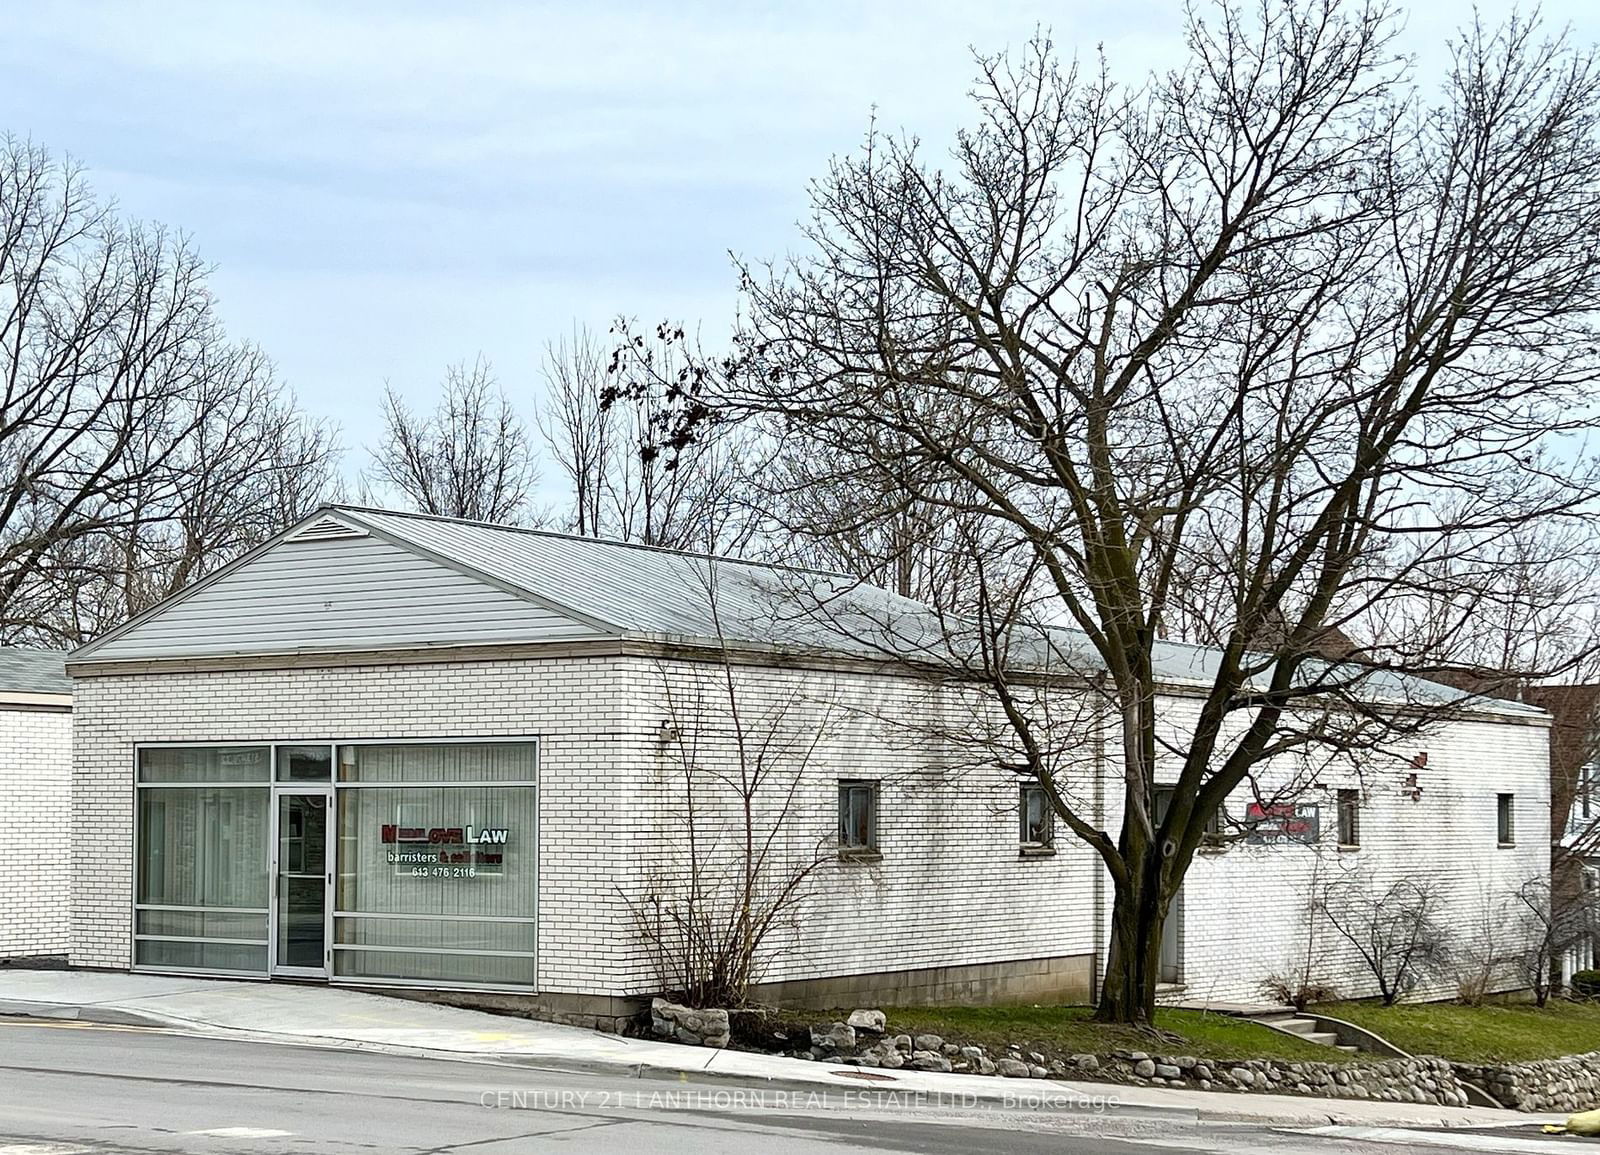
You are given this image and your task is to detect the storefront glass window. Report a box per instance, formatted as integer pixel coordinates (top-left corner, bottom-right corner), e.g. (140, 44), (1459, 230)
(334, 742), (537, 988)
(135, 776), (270, 973)
(139, 745), (270, 783)
(133, 741), (536, 988)
(337, 742), (536, 783)
(276, 745), (333, 781)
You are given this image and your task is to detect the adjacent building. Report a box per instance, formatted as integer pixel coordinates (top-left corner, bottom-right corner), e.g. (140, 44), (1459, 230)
(0, 646), (73, 960)
(1525, 684), (1600, 985)
(63, 506), (1552, 1022)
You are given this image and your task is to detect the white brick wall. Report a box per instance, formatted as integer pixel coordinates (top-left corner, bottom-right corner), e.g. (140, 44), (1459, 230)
(70, 658), (645, 993)
(1161, 701), (1552, 1005)
(0, 705), (73, 957)
(623, 657), (1097, 994)
(70, 653), (1551, 1007)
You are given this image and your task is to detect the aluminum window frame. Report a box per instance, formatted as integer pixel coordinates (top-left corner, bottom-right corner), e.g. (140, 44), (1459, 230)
(132, 745), (273, 977)
(330, 738), (539, 992)
(837, 779), (880, 857)
(1019, 783), (1055, 848)
(129, 737), (541, 993)
(1497, 792), (1516, 847)
(1336, 788), (1361, 849)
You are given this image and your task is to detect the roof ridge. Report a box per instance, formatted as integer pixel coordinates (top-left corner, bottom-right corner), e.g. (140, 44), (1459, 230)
(324, 504), (864, 585)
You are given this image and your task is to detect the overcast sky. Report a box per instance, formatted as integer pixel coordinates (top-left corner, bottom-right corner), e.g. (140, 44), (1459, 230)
(3, 0), (1595, 472)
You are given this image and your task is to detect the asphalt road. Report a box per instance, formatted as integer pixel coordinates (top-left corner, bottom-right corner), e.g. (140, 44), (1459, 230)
(0, 1018), (1579, 1154)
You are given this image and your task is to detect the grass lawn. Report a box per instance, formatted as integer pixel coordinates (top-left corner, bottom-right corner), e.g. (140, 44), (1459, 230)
(844, 1004), (1353, 1064)
(1317, 998), (1600, 1063)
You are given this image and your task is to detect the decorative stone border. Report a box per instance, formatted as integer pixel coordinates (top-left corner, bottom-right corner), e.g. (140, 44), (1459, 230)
(1454, 1053), (1600, 1113)
(780, 1010), (1474, 1106)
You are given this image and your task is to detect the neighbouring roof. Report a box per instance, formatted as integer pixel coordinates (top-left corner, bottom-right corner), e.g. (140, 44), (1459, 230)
(0, 645), (72, 696)
(66, 505), (1545, 721)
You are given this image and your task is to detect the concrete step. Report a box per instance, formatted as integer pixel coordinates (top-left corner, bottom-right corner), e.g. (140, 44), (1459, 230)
(1256, 1014), (1348, 1048)
(1270, 1017), (1320, 1035)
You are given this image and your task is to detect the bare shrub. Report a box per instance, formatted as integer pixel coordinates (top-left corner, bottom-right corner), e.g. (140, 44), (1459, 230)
(1260, 974), (1339, 1013)
(1318, 876), (1453, 1005)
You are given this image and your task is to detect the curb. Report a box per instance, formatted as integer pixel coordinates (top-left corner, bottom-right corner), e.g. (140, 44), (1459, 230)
(0, 1001), (1544, 1130)
(0, 998), (184, 1029)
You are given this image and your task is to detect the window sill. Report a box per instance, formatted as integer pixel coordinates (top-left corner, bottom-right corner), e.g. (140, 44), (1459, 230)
(1498, 842), (1516, 849)
(1196, 843), (1227, 856)
(1338, 843), (1361, 853)
(838, 849), (883, 865)
(1018, 845), (1056, 859)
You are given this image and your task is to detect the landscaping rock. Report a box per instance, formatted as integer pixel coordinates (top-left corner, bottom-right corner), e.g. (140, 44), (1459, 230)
(846, 1009), (886, 1034)
(1028, 1064), (1049, 1079)
(891, 1034), (913, 1054)
(1133, 1059), (1157, 1078)
(910, 1050), (952, 1073)
(913, 1034), (944, 1053)
(995, 1058), (1031, 1078)
(957, 1045), (996, 1077)
(1154, 1064), (1181, 1079)
(809, 1022), (857, 1053)
(1072, 1053), (1100, 1072)
(650, 999), (730, 1048)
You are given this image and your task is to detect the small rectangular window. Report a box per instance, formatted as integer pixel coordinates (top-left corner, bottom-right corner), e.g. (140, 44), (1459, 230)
(838, 780), (879, 858)
(1020, 784), (1054, 849)
(1497, 793), (1515, 846)
(1337, 789), (1361, 848)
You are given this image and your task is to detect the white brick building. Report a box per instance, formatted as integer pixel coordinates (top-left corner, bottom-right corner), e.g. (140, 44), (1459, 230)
(0, 647), (73, 960)
(64, 506), (1551, 1019)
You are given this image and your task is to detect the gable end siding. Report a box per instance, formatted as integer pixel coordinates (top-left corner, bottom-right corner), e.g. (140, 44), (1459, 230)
(85, 536), (606, 660)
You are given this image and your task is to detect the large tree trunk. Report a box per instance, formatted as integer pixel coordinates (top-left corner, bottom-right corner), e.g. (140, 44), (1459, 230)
(1093, 872), (1167, 1025)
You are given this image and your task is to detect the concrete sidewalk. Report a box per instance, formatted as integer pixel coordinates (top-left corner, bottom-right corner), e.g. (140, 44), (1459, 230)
(0, 969), (1560, 1131)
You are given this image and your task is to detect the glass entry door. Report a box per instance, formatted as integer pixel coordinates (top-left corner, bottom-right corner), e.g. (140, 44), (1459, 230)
(271, 790), (332, 976)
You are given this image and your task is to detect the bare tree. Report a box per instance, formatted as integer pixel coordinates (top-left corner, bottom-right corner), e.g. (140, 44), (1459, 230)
(628, 567), (835, 1007)
(758, 435), (1005, 610)
(20, 375), (339, 645)
(367, 356), (536, 525)
(1510, 875), (1597, 1007)
(537, 327), (614, 538)
(712, 2), (1600, 1023)
(0, 137), (338, 645)
(538, 321), (763, 553)
(1318, 875), (1453, 1006)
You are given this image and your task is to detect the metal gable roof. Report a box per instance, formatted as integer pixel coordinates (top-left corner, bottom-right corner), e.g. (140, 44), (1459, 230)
(63, 503), (1542, 722)
(334, 507), (1538, 719)
(334, 505), (947, 655)
(0, 646), (71, 696)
